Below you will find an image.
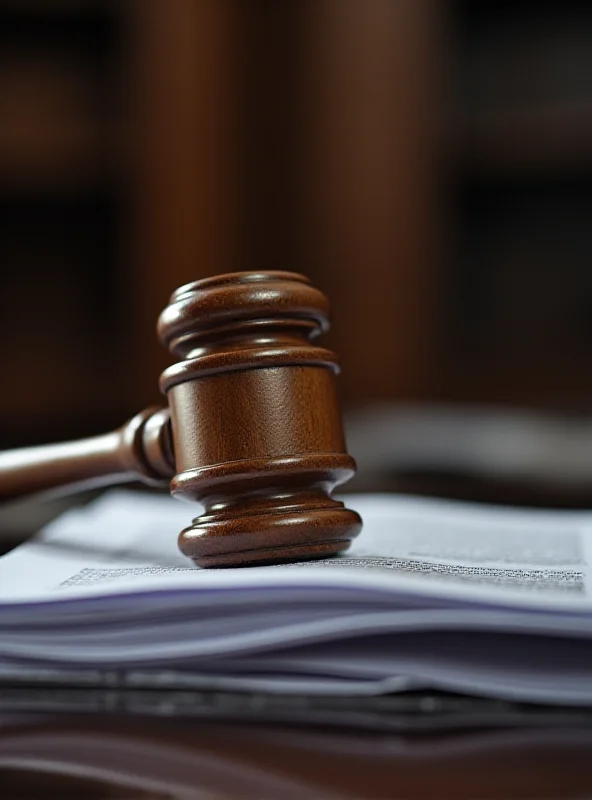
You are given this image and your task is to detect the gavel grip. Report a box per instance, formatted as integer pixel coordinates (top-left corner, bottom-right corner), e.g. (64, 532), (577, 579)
(0, 408), (175, 504)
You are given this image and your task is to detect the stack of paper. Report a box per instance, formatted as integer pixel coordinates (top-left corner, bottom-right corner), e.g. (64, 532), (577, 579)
(2, 490), (592, 705)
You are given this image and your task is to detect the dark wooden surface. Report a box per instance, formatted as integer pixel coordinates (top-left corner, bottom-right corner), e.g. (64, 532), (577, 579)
(0, 271), (361, 568)
(2, 710), (592, 799)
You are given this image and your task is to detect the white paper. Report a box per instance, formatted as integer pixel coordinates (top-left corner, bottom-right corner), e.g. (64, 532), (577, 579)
(2, 490), (592, 705)
(2, 490), (591, 606)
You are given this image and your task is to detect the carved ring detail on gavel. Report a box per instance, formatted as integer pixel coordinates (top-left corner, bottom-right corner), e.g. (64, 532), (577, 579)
(0, 271), (362, 567)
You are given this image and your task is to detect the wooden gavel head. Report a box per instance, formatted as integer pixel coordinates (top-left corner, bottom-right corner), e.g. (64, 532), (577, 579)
(156, 270), (362, 567)
(0, 270), (362, 567)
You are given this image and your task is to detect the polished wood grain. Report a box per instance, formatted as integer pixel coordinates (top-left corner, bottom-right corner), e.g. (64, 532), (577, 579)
(0, 407), (174, 504)
(2, 712), (591, 799)
(158, 271), (361, 567)
(0, 271), (361, 567)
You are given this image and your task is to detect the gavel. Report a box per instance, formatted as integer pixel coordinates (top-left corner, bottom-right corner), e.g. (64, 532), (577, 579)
(0, 271), (362, 567)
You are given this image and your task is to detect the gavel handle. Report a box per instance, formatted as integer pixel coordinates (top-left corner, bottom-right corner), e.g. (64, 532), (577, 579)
(0, 408), (175, 504)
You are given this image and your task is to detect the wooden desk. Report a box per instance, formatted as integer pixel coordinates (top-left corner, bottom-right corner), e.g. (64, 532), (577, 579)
(2, 709), (592, 799)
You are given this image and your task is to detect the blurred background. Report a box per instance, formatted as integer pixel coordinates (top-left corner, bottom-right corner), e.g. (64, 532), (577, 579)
(3, 0), (592, 514)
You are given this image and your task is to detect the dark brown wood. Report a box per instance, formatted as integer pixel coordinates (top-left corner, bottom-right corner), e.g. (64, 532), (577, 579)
(304, 0), (441, 405)
(3, 712), (592, 799)
(0, 407), (174, 503)
(124, 0), (240, 411)
(158, 270), (361, 567)
(0, 271), (361, 567)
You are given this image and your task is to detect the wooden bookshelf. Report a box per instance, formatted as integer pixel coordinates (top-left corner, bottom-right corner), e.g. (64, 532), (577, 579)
(440, 0), (592, 409)
(2, 0), (592, 453)
(0, 0), (239, 447)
